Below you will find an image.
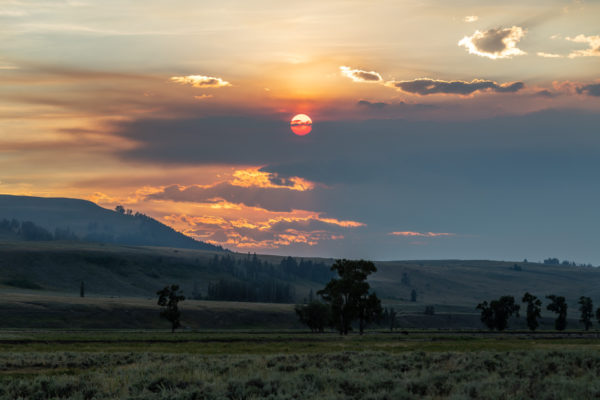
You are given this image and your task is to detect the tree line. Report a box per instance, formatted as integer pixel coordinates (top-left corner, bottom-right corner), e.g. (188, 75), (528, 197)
(477, 293), (597, 331)
(208, 254), (333, 285)
(0, 219), (77, 241)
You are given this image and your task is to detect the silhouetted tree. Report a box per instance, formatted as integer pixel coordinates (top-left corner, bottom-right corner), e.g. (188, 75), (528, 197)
(546, 295), (568, 331)
(476, 296), (520, 331)
(543, 258), (560, 265)
(380, 307), (399, 331)
(80, 281), (85, 298)
(357, 292), (383, 334)
(522, 292), (542, 331)
(578, 296), (593, 331)
(318, 259), (380, 335)
(410, 289), (417, 302)
(476, 301), (495, 330)
(596, 307), (600, 326)
(157, 284), (185, 333)
(424, 305), (435, 316)
(295, 301), (331, 333)
(115, 205), (125, 214)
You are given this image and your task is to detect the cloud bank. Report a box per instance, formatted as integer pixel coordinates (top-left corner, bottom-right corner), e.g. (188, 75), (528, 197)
(577, 83), (600, 97)
(391, 78), (524, 96)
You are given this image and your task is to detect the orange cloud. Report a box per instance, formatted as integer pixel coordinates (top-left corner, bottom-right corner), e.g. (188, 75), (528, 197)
(231, 167), (314, 191)
(390, 231), (454, 237)
(161, 210), (364, 250)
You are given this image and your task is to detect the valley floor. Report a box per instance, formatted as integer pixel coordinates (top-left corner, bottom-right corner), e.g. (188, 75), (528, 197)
(2, 331), (600, 399)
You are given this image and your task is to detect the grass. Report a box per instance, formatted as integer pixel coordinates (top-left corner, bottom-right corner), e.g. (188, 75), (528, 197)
(2, 330), (600, 354)
(2, 341), (600, 399)
(2, 331), (600, 398)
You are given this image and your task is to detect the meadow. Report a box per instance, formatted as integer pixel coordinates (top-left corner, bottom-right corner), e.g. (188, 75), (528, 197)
(2, 331), (600, 399)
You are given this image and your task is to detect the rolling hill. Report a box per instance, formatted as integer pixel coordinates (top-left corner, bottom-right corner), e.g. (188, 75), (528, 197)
(1, 240), (599, 329)
(0, 194), (223, 251)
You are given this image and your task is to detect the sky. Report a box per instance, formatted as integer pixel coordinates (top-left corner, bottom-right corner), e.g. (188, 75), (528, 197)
(1, 0), (600, 263)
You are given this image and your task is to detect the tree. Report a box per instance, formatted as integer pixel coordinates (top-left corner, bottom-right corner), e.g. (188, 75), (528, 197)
(387, 308), (398, 331)
(546, 295), (568, 331)
(476, 301), (495, 330)
(578, 296), (593, 331)
(80, 281), (85, 298)
(476, 296), (520, 331)
(115, 205), (125, 214)
(424, 305), (435, 316)
(295, 301), (331, 333)
(317, 259), (382, 335)
(596, 307), (600, 326)
(522, 292), (541, 331)
(357, 292), (383, 334)
(157, 284), (185, 333)
(410, 289), (417, 302)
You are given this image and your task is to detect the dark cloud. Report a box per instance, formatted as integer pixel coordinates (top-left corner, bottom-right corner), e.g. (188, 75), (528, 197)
(391, 78), (524, 96)
(577, 83), (600, 97)
(112, 110), (600, 260)
(357, 100), (388, 109)
(474, 29), (512, 53)
(459, 26), (526, 59)
(534, 89), (556, 98)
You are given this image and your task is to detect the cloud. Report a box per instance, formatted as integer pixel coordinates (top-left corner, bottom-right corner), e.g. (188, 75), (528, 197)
(146, 167), (316, 212)
(170, 74), (231, 88)
(534, 89), (556, 98)
(164, 212), (364, 249)
(577, 83), (600, 97)
(148, 183), (310, 212)
(230, 167), (314, 191)
(390, 231), (455, 238)
(193, 94), (213, 100)
(340, 66), (383, 83)
(537, 52), (563, 58)
(464, 15), (478, 23)
(458, 26), (526, 59)
(390, 78), (524, 96)
(566, 34), (600, 58)
(357, 100), (388, 109)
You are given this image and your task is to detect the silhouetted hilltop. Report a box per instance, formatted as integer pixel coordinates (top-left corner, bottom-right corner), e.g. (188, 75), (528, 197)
(0, 194), (224, 251)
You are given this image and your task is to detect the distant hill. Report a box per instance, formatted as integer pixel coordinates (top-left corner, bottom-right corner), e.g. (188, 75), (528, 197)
(0, 194), (223, 251)
(1, 241), (599, 329)
(372, 259), (600, 311)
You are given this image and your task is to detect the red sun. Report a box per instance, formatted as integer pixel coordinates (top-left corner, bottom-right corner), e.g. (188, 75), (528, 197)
(290, 114), (312, 136)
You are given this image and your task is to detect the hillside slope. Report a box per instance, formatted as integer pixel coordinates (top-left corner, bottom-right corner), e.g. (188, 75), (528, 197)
(1, 241), (599, 329)
(373, 259), (600, 310)
(0, 241), (598, 310)
(0, 194), (223, 251)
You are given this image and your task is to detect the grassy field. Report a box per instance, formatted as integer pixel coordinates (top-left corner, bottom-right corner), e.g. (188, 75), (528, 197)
(2, 331), (600, 399)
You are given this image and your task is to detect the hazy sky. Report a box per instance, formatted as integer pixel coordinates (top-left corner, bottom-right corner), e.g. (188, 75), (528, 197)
(1, 0), (600, 262)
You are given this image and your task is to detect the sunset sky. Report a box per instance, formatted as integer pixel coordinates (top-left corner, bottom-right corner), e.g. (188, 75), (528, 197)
(1, 0), (600, 262)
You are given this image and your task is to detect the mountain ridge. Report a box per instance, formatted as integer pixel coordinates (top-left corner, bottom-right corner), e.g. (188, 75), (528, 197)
(0, 194), (224, 251)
